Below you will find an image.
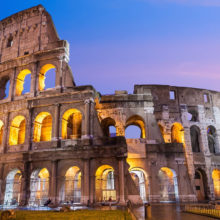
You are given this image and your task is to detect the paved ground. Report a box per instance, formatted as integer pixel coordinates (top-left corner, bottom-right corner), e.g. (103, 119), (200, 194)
(133, 204), (218, 220)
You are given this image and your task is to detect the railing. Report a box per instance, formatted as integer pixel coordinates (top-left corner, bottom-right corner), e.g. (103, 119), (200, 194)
(184, 204), (220, 218)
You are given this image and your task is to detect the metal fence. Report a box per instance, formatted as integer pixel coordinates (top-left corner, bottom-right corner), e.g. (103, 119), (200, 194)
(184, 204), (220, 218)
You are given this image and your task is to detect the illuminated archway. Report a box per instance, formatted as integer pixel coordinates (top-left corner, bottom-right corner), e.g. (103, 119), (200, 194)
(158, 167), (179, 202)
(129, 168), (149, 202)
(0, 120), (4, 145)
(62, 109), (82, 139)
(38, 64), (56, 91)
(171, 122), (184, 144)
(158, 124), (165, 142)
(95, 165), (116, 202)
(4, 169), (22, 206)
(125, 115), (146, 139)
(62, 166), (82, 204)
(212, 169), (220, 199)
(15, 69), (31, 95)
(101, 117), (116, 137)
(33, 112), (52, 142)
(29, 168), (49, 206)
(9, 116), (26, 145)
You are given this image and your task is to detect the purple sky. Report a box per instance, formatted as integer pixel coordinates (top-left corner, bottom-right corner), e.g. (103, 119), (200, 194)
(1, 0), (220, 94)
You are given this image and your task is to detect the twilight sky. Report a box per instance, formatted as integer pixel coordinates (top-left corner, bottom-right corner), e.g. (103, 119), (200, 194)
(1, 0), (220, 94)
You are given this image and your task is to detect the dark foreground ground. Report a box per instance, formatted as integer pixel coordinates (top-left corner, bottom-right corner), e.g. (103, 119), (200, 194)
(133, 204), (218, 220)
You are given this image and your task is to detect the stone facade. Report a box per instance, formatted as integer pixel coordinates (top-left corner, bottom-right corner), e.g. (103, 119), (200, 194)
(0, 5), (219, 207)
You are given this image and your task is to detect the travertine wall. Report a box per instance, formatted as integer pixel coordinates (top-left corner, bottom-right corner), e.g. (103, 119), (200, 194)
(0, 5), (219, 207)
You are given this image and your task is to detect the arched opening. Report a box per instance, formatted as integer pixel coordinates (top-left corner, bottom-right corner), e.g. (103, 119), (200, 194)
(0, 76), (10, 100)
(158, 124), (165, 142)
(195, 169), (208, 201)
(207, 126), (217, 154)
(15, 69), (31, 96)
(29, 168), (49, 206)
(171, 122), (184, 144)
(125, 115), (146, 139)
(9, 116), (26, 145)
(4, 169), (22, 206)
(158, 167), (179, 202)
(190, 125), (201, 153)
(188, 109), (198, 122)
(0, 120), (4, 145)
(33, 112), (52, 142)
(130, 168), (149, 202)
(62, 109), (82, 139)
(62, 166), (81, 204)
(39, 64), (56, 91)
(95, 165), (116, 202)
(101, 117), (116, 137)
(212, 169), (220, 199)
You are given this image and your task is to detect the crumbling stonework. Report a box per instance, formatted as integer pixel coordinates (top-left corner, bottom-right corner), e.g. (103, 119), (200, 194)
(0, 5), (219, 207)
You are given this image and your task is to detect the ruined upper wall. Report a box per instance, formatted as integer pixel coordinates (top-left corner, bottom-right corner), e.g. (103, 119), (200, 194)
(0, 5), (59, 63)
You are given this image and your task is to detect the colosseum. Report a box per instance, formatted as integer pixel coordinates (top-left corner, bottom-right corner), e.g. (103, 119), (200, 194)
(0, 4), (219, 208)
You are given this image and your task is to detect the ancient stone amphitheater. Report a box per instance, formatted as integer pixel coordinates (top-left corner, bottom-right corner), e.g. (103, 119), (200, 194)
(0, 5), (219, 207)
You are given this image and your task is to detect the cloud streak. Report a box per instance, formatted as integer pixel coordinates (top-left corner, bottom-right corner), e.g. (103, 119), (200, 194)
(140, 0), (220, 7)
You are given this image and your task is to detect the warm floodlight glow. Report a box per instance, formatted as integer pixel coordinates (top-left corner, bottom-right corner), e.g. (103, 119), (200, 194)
(62, 109), (82, 139)
(171, 122), (185, 144)
(212, 169), (220, 198)
(9, 115), (26, 145)
(0, 120), (4, 145)
(15, 69), (31, 95)
(33, 112), (52, 142)
(39, 64), (56, 91)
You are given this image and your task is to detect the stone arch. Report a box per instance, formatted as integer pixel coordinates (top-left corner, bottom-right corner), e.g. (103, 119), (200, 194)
(62, 109), (82, 139)
(195, 169), (208, 201)
(9, 115), (26, 145)
(38, 64), (56, 91)
(190, 125), (201, 153)
(212, 169), (220, 199)
(4, 169), (22, 206)
(101, 117), (116, 137)
(59, 166), (82, 204)
(207, 125), (218, 154)
(0, 120), (4, 145)
(15, 69), (31, 96)
(158, 123), (165, 142)
(188, 109), (198, 122)
(0, 75), (10, 100)
(158, 167), (179, 202)
(95, 165), (116, 202)
(171, 122), (184, 144)
(33, 112), (52, 142)
(125, 115), (146, 139)
(29, 168), (50, 206)
(129, 167), (149, 202)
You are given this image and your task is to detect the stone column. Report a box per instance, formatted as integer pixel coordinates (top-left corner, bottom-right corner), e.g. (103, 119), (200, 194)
(90, 99), (94, 139)
(52, 104), (60, 142)
(0, 164), (4, 205)
(9, 67), (16, 101)
(118, 158), (125, 205)
(89, 174), (95, 204)
(2, 113), (9, 153)
(30, 62), (39, 96)
(55, 58), (63, 90)
(82, 99), (90, 141)
(20, 161), (30, 206)
(50, 160), (58, 204)
(82, 159), (90, 205)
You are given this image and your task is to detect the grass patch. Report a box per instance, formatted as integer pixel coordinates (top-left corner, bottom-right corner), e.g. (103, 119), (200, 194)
(0, 210), (132, 220)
